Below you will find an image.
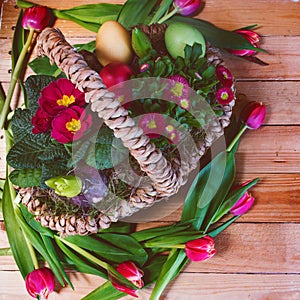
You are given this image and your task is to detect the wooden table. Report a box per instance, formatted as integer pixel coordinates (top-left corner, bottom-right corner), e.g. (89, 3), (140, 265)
(1, 0), (300, 299)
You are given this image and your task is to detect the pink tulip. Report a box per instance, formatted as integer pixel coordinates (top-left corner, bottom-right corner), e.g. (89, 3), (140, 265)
(229, 29), (260, 57)
(230, 191), (255, 216)
(25, 267), (55, 299)
(111, 261), (144, 298)
(185, 236), (216, 262)
(240, 101), (266, 129)
(173, 0), (201, 16)
(22, 6), (52, 32)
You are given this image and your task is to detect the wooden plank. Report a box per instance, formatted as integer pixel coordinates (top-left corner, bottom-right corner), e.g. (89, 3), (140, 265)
(2, 0), (300, 37)
(235, 81), (300, 126)
(0, 271), (299, 300)
(1, 222), (300, 273)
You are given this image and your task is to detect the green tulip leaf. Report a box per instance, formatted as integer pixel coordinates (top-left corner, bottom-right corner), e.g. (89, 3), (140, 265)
(2, 180), (34, 279)
(29, 56), (61, 77)
(117, 0), (157, 29)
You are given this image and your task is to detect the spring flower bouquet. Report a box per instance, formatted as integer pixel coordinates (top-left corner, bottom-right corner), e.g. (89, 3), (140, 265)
(0, 0), (267, 299)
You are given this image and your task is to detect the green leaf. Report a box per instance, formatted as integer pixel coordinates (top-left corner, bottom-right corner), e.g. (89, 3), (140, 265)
(82, 281), (126, 300)
(143, 255), (168, 285)
(171, 16), (266, 52)
(55, 238), (108, 278)
(11, 11), (25, 71)
(208, 215), (239, 237)
(2, 180), (34, 278)
(29, 56), (61, 76)
(150, 249), (188, 300)
(0, 248), (12, 256)
(56, 3), (122, 24)
(19, 204), (54, 237)
(24, 75), (56, 112)
(65, 233), (148, 266)
(86, 127), (128, 170)
(73, 40), (96, 52)
(149, 0), (173, 24)
(14, 207), (66, 286)
(117, 0), (157, 29)
(11, 108), (34, 143)
(98, 222), (133, 234)
(9, 168), (42, 187)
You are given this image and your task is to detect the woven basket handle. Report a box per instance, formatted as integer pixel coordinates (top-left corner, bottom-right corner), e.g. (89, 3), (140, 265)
(36, 28), (182, 202)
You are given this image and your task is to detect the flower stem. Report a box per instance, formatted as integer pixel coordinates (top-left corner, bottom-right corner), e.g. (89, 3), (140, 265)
(55, 236), (109, 270)
(24, 234), (39, 269)
(0, 28), (35, 129)
(226, 124), (247, 152)
(157, 8), (178, 24)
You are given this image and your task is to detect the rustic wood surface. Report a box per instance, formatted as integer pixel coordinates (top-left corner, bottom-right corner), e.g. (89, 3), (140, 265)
(1, 0), (300, 299)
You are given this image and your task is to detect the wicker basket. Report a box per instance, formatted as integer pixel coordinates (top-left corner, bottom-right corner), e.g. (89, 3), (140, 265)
(20, 27), (235, 236)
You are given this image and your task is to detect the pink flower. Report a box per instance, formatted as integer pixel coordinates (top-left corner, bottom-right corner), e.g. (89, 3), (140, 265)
(185, 236), (216, 262)
(167, 130), (180, 144)
(174, 0), (201, 16)
(31, 108), (53, 134)
(138, 113), (166, 139)
(25, 267), (55, 299)
(167, 75), (190, 101)
(230, 191), (255, 216)
(22, 6), (52, 32)
(215, 65), (233, 87)
(111, 261), (144, 298)
(216, 86), (234, 105)
(38, 78), (85, 117)
(229, 29), (260, 57)
(51, 106), (92, 143)
(240, 101), (266, 129)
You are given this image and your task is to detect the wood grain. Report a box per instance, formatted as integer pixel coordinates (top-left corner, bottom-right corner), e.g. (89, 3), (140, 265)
(0, 271), (299, 300)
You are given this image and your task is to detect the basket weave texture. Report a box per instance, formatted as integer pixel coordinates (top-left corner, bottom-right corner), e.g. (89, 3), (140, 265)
(20, 27), (235, 236)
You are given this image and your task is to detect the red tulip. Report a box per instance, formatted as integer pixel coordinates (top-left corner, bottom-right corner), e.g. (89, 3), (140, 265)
(230, 191), (254, 216)
(22, 6), (52, 32)
(229, 29), (260, 57)
(240, 101), (266, 129)
(185, 236), (216, 262)
(25, 267), (55, 299)
(111, 261), (144, 298)
(173, 0), (201, 16)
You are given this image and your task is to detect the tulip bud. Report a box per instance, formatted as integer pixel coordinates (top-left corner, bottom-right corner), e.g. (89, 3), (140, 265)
(173, 0), (201, 16)
(230, 191), (255, 216)
(185, 236), (216, 262)
(229, 29), (260, 57)
(110, 261), (144, 298)
(240, 101), (266, 129)
(25, 267), (55, 299)
(22, 6), (52, 32)
(45, 175), (82, 198)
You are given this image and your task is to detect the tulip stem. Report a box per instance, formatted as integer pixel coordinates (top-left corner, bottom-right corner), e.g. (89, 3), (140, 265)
(24, 234), (40, 269)
(0, 27), (35, 129)
(157, 8), (178, 24)
(55, 236), (109, 270)
(226, 124), (247, 152)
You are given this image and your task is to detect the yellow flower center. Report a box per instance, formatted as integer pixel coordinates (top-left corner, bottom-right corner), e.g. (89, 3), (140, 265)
(180, 99), (189, 109)
(170, 82), (184, 97)
(148, 120), (157, 129)
(66, 118), (81, 133)
(221, 92), (229, 100)
(57, 95), (75, 107)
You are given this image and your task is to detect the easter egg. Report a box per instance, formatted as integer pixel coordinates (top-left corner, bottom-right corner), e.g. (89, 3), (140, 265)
(95, 20), (133, 66)
(165, 22), (206, 59)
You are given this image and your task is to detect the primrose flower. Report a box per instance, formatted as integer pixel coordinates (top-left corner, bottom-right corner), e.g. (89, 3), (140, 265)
(110, 261), (144, 298)
(229, 29), (260, 57)
(215, 65), (233, 87)
(25, 267), (55, 299)
(45, 175), (82, 198)
(167, 75), (190, 101)
(216, 86), (234, 105)
(240, 101), (266, 129)
(38, 78), (85, 117)
(230, 191), (255, 216)
(185, 236), (216, 262)
(22, 6), (52, 32)
(174, 0), (201, 16)
(138, 113), (166, 139)
(51, 106), (92, 143)
(31, 108), (53, 134)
